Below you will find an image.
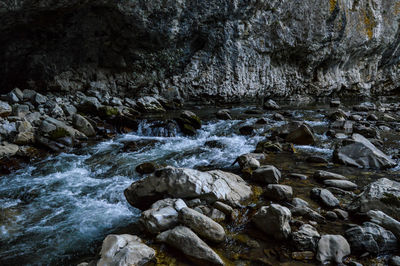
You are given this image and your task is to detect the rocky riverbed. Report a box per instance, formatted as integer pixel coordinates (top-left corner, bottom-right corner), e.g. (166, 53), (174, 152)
(2, 89), (400, 265)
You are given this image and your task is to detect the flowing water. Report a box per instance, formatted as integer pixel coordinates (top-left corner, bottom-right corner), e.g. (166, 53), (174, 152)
(1, 103), (400, 265)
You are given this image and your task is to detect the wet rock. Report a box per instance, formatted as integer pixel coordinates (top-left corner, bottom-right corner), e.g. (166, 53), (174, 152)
(285, 124), (315, 145)
(136, 96), (165, 113)
(136, 162), (156, 175)
(239, 125), (254, 136)
(316, 235), (350, 264)
(0, 101), (12, 117)
(353, 124), (379, 139)
(367, 113), (378, 121)
(234, 153), (264, 170)
(310, 188), (339, 208)
(350, 114), (363, 121)
(265, 184), (293, 201)
(124, 166), (252, 210)
(313, 170), (347, 181)
(323, 180), (357, 191)
(252, 165), (281, 184)
(334, 209), (349, 220)
(180, 207), (225, 242)
(333, 133), (396, 169)
(216, 109), (232, 120)
(349, 178), (400, 219)
(345, 222), (398, 254)
(263, 99), (280, 110)
(389, 256), (400, 266)
(209, 208), (226, 222)
(140, 198), (187, 234)
(328, 109), (348, 121)
(12, 104), (30, 118)
(292, 198), (309, 208)
(175, 110), (201, 136)
(292, 224), (320, 251)
(325, 211), (338, 221)
(156, 226), (224, 265)
(366, 210), (400, 240)
(253, 204), (291, 240)
(383, 113), (397, 122)
(72, 114), (96, 137)
(213, 201), (235, 220)
(0, 142), (19, 158)
(291, 206), (325, 223)
(353, 102), (376, 111)
(98, 234), (155, 266)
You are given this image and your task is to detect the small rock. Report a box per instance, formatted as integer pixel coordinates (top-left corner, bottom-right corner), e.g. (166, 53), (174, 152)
(0, 142), (19, 158)
(273, 113), (285, 121)
(289, 173), (308, 180)
(263, 99), (280, 110)
(252, 165), (281, 184)
(0, 101), (12, 117)
(235, 153), (264, 170)
(216, 109), (232, 120)
(175, 110), (201, 135)
(253, 204), (291, 240)
(330, 100), (341, 107)
(285, 124), (315, 145)
(98, 234), (155, 266)
(12, 104), (30, 117)
(325, 211), (338, 221)
(291, 224), (320, 251)
(316, 235), (350, 264)
(136, 96), (165, 113)
(209, 208), (226, 222)
(291, 198), (309, 208)
(156, 226), (224, 265)
(310, 188), (339, 208)
(265, 184), (293, 201)
(333, 209), (349, 220)
(72, 114), (96, 137)
(323, 179), (357, 191)
(33, 93), (47, 105)
(313, 170), (347, 181)
(367, 114), (378, 121)
(180, 207), (226, 242)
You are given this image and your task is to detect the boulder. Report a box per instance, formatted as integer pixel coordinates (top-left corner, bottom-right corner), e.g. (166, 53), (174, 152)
(98, 234), (155, 266)
(0, 142), (19, 158)
(0, 101), (12, 117)
(345, 222), (398, 254)
(292, 224), (320, 251)
(285, 124), (315, 145)
(252, 165), (281, 184)
(333, 133), (396, 169)
(349, 178), (400, 219)
(156, 226), (224, 265)
(316, 235), (350, 264)
(265, 184), (293, 201)
(124, 166), (252, 210)
(175, 110), (201, 135)
(310, 188), (339, 208)
(263, 99), (280, 110)
(180, 207), (225, 242)
(72, 114), (96, 137)
(12, 104), (30, 117)
(216, 109), (232, 120)
(140, 198), (187, 234)
(253, 204), (291, 240)
(323, 180), (357, 191)
(366, 210), (400, 240)
(136, 96), (165, 113)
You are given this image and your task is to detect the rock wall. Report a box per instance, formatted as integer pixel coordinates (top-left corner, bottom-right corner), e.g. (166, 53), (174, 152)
(1, 0), (399, 102)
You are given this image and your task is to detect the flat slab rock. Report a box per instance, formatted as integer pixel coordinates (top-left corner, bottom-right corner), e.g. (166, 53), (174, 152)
(124, 166), (252, 210)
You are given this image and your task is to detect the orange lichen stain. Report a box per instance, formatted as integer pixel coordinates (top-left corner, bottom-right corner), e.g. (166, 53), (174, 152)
(363, 8), (376, 40)
(330, 0), (337, 13)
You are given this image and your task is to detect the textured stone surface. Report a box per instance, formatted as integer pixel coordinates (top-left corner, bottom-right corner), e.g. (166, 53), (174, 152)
(0, 1), (399, 100)
(253, 204), (291, 240)
(349, 178), (400, 220)
(124, 166), (252, 210)
(316, 235), (350, 264)
(98, 234), (155, 266)
(292, 224), (320, 251)
(156, 226), (224, 265)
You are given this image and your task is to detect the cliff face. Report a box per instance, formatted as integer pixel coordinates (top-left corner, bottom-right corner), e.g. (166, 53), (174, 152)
(1, 0), (399, 101)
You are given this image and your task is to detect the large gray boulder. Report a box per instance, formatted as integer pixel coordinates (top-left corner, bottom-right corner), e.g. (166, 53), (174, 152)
(345, 222), (398, 254)
(156, 226), (224, 265)
(98, 234), (155, 266)
(252, 165), (281, 184)
(180, 207), (225, 242)
(333, 133), (397, 169)
(316, 235), (350, 264)
(367, 210), (400, 240)
(72, 114), (96, 137)
(124, 166), (252, 210)
(253, 204), (291, 240)
(140, 198), (187, 234)
(349, 178), (400, 219)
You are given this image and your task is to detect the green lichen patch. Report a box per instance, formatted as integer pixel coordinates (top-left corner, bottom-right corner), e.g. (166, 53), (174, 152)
(49, 128), (70, 140)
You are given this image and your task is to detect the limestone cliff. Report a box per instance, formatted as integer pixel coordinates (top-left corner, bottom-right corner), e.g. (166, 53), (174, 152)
(0, 0), (399, 102)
